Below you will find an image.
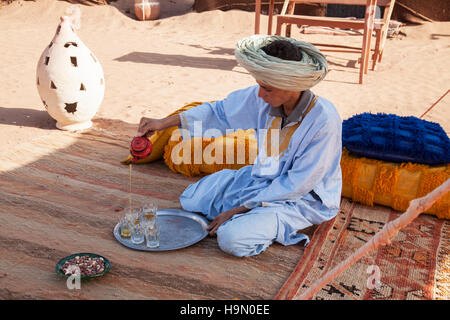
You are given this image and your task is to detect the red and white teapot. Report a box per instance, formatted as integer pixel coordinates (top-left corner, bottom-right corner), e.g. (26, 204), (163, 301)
(130, 136), (153, 163)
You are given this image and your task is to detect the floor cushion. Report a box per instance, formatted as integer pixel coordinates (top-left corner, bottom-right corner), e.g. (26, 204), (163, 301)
(342, 113), (450, 165)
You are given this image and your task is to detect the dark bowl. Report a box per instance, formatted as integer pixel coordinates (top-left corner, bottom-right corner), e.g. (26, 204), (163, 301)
(55, 252), (111, 281)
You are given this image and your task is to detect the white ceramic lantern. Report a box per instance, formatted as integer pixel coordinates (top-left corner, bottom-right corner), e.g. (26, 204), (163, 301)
(36, 6), (104, 131)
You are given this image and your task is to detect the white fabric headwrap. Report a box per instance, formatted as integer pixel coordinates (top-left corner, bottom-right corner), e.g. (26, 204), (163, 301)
(235, 35), (328, 91)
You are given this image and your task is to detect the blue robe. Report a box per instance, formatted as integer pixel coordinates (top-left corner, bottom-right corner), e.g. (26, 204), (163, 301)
(178, 85), (342, 257)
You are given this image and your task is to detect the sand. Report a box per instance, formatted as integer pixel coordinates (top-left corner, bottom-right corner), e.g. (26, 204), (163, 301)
(1, 0), (449, 152)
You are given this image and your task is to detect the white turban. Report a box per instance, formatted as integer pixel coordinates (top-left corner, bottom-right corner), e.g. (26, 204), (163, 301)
(235, 35), (328, 91)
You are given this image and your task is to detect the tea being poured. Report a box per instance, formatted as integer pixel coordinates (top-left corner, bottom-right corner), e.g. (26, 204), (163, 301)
(129, 163), (132, 213)
(118, 163), (134, 238)
(118, 136), (158, 244)
(127, 136), (152, 216)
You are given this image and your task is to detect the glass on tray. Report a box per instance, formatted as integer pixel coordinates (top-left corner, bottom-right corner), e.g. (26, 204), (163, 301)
(120, 206), (141, 239)
(144, 222), (160, 248)
(119, 217), (131, 238)
(130, 222), (145, 244)
(142, 202), (158, 227)
(126, 207), (142, 225)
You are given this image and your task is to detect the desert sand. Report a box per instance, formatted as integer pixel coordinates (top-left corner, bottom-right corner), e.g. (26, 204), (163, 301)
(0, 0), (449, 300)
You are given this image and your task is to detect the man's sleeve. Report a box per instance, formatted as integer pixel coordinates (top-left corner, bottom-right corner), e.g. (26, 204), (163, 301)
(178, 86), (261, 138)
(243, 120), (342, 209)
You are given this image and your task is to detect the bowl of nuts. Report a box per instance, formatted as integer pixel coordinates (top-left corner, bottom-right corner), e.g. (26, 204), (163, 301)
(56, 253), (111, 280)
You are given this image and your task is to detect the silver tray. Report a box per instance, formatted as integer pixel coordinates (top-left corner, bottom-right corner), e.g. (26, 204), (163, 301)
(113, 209), (210, 251)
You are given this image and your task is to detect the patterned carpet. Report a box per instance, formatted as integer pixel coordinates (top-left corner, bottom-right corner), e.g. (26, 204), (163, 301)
(276, 198), (449, 300)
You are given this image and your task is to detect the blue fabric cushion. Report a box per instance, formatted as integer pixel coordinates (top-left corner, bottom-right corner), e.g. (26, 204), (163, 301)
(342, 113), (450, 165)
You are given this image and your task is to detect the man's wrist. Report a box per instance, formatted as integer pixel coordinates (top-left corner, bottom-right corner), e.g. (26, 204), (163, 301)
(233, 206), (250, 214)
(161, 114), (181, 129)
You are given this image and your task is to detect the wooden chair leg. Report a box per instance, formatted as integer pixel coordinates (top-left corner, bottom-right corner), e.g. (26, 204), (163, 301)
(275, 19), (282, 36)
(360, 0), (377, 82)
(286, 24), (292, 37)
(254, 0), (261, 34)
(360, 5), (369, 83)
(287, 1), (295, 15)
(268, 0), (274, 35)
(285, 1), (295, 38)
(372, 29), (382, 70)
(378, 29), (387, 63)
(359, 34), (367, 84)
(378, 50), (384, 62)
(365, 26), (373, 74)
(365, 0), (377, 75)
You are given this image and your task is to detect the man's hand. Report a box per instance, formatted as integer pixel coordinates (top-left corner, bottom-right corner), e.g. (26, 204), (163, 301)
(137, 117), (162, 137)
(206, 206), (250, 236)
(206, 210), (235, 236)
(137, 114), (182, 137)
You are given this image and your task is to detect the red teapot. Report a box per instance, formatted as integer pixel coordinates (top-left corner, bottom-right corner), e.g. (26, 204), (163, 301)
(130, 136), (152, 163)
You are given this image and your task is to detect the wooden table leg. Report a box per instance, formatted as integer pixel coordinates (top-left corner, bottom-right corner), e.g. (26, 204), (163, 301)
(268, 0), (274, 35)
(255, 0), (261, 34)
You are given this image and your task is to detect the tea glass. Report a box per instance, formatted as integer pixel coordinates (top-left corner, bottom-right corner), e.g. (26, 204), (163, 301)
(130, 223), (145, 244)
(119, 217), (131, 238)
(126, 207), (142, 225)
(141, 202), (157, 227)
(143, 221), (160, 248)
(120, 206), (141, 239)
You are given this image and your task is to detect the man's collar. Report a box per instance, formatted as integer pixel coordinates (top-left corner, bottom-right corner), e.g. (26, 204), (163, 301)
(269, 90), (315, 126)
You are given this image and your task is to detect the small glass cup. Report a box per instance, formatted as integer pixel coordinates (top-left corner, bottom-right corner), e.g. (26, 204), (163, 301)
(126, 207), (142, 226)
(130, 223), (145, 244)
(142, 202), (157, 227)
(144, 222), (160, 248)
(120, 217), (131, 238)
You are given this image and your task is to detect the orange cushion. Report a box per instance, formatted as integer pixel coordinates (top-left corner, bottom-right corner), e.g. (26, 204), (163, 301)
(341, 148), (450, 219)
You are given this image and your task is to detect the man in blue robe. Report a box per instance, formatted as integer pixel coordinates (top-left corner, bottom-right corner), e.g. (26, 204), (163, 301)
(138, 35), (342, 257)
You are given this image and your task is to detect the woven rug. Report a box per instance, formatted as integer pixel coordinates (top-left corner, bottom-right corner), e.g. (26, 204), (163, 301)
(275, 198), (449, 300)
(0, 121), (308, 299)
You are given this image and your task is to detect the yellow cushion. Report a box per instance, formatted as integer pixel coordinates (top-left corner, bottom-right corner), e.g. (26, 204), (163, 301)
(163, 128), (258, 177)
(341, 148), (450, 219)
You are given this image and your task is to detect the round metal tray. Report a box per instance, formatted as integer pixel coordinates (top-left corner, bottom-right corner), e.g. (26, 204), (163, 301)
(113, 209), (210, 251)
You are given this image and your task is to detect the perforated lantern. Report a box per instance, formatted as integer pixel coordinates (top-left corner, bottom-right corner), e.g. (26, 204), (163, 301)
(36, 7), (104, 131)
(135, 0), (160, 21)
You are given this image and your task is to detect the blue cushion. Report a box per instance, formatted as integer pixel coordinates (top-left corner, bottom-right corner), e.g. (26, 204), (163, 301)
(342, 113), (450, 165)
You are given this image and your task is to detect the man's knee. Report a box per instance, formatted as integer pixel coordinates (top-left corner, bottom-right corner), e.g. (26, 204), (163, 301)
(216, 224), (271, 258)
(217, 228), (248, 257)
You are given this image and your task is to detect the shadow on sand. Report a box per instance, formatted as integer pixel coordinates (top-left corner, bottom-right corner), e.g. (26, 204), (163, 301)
(430, 33), (450, 40)
(177, 44), (236, 56)
(0, 107), (56, 130)
(114, 51), (237, 71)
